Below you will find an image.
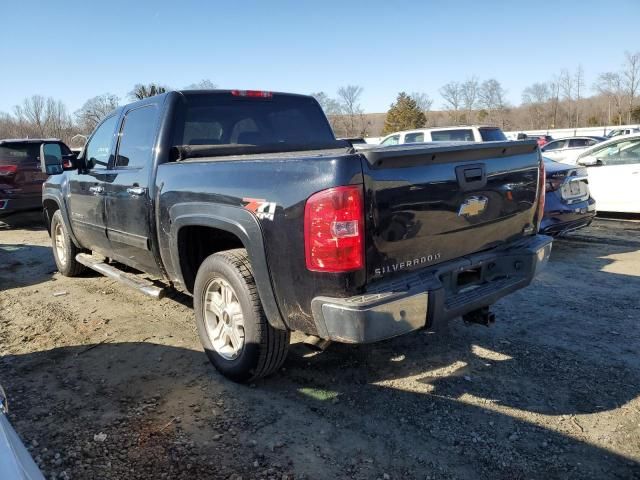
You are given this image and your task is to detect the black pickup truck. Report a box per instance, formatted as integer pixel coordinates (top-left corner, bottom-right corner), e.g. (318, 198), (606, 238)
(40, 89), (552, 382)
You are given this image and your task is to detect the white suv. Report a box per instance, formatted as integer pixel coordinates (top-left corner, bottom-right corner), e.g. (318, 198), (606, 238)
(379, 125), (507, 146)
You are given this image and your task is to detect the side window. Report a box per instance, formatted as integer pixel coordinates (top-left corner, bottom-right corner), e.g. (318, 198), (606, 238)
(431, 129), (474, 141)
(116, 106), (159, 168)
(381, 135), (400, 146)
(85, 116), (118, 170)
(569, 139), (590, 148)
(404, 132), (425, 143)
(598, 139), (640, 165)
(544, 140), (566, 151)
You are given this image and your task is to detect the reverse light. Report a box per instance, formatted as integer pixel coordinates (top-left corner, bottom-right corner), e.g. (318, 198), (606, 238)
(0, 165), (18, 176)
(304, 185), (364, 272)
(231, 90), (273, 99)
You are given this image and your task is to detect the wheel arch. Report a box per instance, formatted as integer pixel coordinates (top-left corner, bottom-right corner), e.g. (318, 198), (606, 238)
(168, 203), (286, 331)
(42, 193), (81, 247)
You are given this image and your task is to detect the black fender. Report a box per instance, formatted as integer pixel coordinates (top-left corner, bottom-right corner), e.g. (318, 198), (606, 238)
(167, 202), (287, 331)
(42, 191), (82, 248)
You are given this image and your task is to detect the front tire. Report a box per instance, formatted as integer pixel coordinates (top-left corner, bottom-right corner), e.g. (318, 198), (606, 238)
(194, 249), (290, 382)
(50, 210), (85, 277)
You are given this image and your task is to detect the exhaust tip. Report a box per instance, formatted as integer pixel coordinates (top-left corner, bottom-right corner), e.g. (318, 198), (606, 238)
(303, 335), (332, 351)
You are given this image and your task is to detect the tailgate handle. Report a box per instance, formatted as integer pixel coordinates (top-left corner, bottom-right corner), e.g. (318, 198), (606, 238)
(456, 164), (487, 191)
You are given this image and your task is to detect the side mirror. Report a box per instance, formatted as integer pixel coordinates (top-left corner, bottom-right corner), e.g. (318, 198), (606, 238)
(40, 143), (76, 175)
(577, 156), (598, 167)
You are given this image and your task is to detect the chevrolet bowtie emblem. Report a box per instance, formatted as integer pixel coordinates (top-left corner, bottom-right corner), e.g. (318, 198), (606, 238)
(458, 195), (488, 217)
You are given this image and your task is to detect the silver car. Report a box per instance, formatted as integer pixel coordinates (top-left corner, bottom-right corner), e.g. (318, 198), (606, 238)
(541, 136), (605, 164)
(0, 386), (44, 479)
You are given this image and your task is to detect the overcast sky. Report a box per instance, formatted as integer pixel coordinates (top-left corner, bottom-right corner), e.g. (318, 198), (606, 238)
(1, 0), (639, 114)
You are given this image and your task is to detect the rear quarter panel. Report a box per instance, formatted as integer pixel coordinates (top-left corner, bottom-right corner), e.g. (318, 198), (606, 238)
(156, 152), (364, 334)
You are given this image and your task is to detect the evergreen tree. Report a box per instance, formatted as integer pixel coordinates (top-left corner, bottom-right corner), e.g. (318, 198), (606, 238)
(382, 92), (427, 135)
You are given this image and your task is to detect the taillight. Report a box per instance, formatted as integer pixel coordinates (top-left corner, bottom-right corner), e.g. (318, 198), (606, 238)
(545, 176), (563, 192)
(304, 185), (364, 272)
(0, 165), (18, 176)
(231, 90), (273, 99)
(538, 160), (546, 214)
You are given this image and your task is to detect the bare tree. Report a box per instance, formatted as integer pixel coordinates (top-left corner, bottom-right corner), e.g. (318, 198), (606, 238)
(559, 69), (575, 127)
(14, 95), (48, 137)
(311, 91), (342, 133)
(184, 79), (217, 90)
(75, 94), (120, 133)
(622, 51), (640, 123)
(439, 81), (462, 123)
(522, 82), (551, 128)
(410, 92), (433, 125)
(594, 72), (625, 125)
(460, 77), (479, 123)
(478, 79), (508, 126)
(129, 83), (169, 100)
(574, 65), (585, 126)
(45, 98), (73, 139)
(336, 85), (367, 137)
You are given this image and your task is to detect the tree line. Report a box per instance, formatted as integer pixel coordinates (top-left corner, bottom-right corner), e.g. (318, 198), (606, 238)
(0, 80), (215, 146)
(1, 51), (639, 144)
(316, 51), (640, 136)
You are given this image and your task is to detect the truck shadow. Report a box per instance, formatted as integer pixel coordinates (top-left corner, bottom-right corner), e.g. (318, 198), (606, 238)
(0, 244), (57, 290)
(0, 211), (46, 231)
(1, 339), (638, 480)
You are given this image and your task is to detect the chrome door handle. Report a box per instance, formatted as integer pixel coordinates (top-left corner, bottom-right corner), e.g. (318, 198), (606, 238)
(126, 186), (146, 196)
(89, 185), (104, 195)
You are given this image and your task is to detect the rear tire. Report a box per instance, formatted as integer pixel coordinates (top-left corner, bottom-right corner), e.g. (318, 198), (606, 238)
(50, 210), (86, 277)
(194, 249), (290, 382)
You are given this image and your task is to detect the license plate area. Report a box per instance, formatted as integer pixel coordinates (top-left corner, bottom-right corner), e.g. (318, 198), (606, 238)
(561, 179), (588, 202)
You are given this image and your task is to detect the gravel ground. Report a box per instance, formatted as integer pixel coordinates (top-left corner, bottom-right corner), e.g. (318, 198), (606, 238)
(0, 213), (639, 480)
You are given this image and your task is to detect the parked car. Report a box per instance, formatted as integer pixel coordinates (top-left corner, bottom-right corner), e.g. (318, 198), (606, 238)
(541, 136), (605, 164)
(576, 133), (640, 213)
(605, 127), (640, 138)
(0, 139), (70, 217)
(0, 385), (45, 479)
(379, 125), (507, 146)
(517, 134), (553, 147)
(40, 90), (551, 382)
(540, 158), (596, 235)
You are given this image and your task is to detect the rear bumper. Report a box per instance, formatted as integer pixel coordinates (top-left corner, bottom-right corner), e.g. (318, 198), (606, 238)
(540, 194), (596, 236)
(0, 192), (41, 217)
(310, 234), (553, 343)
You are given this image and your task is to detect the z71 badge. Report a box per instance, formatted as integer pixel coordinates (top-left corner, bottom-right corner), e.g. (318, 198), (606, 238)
(243, 198), (277, 221)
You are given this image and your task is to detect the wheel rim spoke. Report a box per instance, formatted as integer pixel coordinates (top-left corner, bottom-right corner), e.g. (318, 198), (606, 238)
(203, 277), (245, 360)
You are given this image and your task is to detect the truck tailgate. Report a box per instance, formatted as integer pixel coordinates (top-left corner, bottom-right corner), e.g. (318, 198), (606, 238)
(360, 141), (541, 281)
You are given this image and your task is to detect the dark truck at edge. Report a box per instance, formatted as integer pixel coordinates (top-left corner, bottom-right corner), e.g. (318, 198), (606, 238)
(40, 90), (552, 382)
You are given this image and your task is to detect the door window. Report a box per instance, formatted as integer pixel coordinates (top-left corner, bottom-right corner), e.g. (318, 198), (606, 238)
(85, 116), (118, 170)
(542, 140), (566, 151)
(381, 135), (400, 146)
(116, 106), (159, 168)
(594, 139), (640, 165)
(569, 138), (591, 148)
(404, 132), (424, 143)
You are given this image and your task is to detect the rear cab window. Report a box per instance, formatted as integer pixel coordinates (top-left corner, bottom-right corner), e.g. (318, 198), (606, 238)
(478, 128), (507, 142)
(171, 92), (340, 153)
(0, 143), (40, 164)
(430, 129), (474, 141)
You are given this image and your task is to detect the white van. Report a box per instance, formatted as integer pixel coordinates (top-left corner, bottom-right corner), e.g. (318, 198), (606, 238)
(379, 125), (507, 146)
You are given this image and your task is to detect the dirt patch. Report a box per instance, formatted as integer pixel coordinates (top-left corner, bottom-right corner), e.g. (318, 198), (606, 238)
(1, 218), (639, 479)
